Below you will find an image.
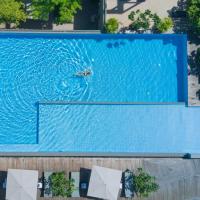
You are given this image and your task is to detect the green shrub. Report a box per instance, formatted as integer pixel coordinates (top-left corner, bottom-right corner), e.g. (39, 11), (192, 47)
(105, 18), (119, 33)
(186, 0), (200, 33)
(31, 0), (82, 24)
(0, 0), (26, 27)
(154, 17), (173, 33)
(134, 168), (159, 198)
(50, 172), (75, 197)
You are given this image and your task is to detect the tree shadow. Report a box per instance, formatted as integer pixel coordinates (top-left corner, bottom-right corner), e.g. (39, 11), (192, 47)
(168, 0), (189, 33)
(188, 50), (199, 76)
(107, 0), (145, 14)
(188, 33), (200, 46)
(168, 0), (200, 85)
(188, 48), (200, 88)
(74, 0), (100, 30)
(168, 0), (200, 45)
(18, 0), (54, 29)
(19, 19), (53, 30)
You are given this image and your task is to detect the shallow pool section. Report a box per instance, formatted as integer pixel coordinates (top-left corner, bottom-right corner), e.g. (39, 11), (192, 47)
(0, 33), (187, 148)
(0, 103), (199, 154)
(37, 103), (200, 154)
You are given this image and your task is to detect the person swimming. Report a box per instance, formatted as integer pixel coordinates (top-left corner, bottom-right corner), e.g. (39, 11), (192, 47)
(75, 69), (92, 77)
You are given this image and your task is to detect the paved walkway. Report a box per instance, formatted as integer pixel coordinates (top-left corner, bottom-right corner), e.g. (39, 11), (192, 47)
(106, 0), (179, 27)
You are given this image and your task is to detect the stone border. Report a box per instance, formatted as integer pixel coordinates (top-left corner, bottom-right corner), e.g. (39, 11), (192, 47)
(39, 101), (186, 105)
(0, 152), (194, 159)
(0, 29), (101, 33)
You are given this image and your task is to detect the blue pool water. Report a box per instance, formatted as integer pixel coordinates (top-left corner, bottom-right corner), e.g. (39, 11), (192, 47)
(0, 33), (192, 154)
(0, 103), (200, 154)
(37, 103), (200, 153)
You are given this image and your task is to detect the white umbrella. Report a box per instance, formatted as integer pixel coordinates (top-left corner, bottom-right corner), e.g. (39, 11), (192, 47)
(6, 169), (38, 200)
(88, 166), (122, 200)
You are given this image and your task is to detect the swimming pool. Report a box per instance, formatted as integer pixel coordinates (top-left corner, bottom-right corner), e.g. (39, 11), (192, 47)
(0, 33), (190, 155)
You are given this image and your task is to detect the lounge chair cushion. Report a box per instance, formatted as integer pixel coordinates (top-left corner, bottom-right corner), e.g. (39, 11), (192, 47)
(70, 172), (80, 197)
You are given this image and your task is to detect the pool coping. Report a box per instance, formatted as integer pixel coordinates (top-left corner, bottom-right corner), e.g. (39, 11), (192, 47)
(0, 29), (101, 33)
(39, 101), (187, 105)
(0, 152), (195, 158)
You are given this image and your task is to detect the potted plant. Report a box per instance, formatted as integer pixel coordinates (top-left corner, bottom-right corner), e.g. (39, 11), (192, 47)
(154, 17), (173, 33)
(128, 9), (155, 32)
(134, 168), (159, 198)
(104, 18), (119, 33)
(50, 172), (75, 197)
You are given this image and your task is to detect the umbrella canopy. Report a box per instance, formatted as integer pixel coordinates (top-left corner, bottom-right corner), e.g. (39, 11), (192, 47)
(88, 166), (122, 200)
(6, 169), (38, 200)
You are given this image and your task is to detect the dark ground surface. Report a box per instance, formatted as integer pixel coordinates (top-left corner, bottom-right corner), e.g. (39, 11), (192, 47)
(19, 0), (100, 30)
(74, 0), (100, 30)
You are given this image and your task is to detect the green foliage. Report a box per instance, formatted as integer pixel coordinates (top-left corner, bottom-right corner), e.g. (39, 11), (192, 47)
(134, 168), (159, 198)
(128, 9), (160, 31)
(154, 17), (173, 33)
(0, 0), (26, 26)
(105, 18), (119, 33)
(186, 0), (200, 33)
(31, 0), (82, 24)
(50, 172), (75, 197)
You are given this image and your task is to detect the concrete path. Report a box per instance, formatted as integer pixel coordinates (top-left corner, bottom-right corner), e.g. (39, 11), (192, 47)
(106, 0), (179, 27)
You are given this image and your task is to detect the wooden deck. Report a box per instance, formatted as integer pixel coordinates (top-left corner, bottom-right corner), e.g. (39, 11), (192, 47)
(0, 157), (200, 200)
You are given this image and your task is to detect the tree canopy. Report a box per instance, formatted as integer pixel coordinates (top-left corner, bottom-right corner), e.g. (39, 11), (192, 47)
(186, 0), (200, 33)
(0, 0), (26, 27)
(31, 0), (82, 24)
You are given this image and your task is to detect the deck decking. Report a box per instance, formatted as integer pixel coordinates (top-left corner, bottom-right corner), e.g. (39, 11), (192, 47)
(0, 157), (200, 200)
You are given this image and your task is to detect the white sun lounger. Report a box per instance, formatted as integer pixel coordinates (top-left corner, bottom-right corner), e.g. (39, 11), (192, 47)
(70, 172), (80, 197)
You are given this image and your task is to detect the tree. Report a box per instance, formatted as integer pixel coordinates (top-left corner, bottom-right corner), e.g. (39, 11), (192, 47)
(0, 0), (26, 28)
(50, 172), (75, 197)
(134, 168), (159, 198)
(105, 18), (119, 33)
(186, 0), (200, 33)
(154, 17), (173, 33)
(31, 0), (82, 24)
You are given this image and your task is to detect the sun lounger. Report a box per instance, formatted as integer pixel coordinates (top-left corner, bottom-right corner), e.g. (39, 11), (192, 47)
(2, 179), (6, 189)
(79, 168), (91, 197)
(69, 172), (80, 197)
(0, 171), (7, 189)
(43, 171), (53, 198)
(121, 169), (134, 198)
(38, 176), (43, 189)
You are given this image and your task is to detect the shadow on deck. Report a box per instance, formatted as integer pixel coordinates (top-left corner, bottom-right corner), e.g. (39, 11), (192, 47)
(74, 0), (100, 30)
(107, 0), (145, 14)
